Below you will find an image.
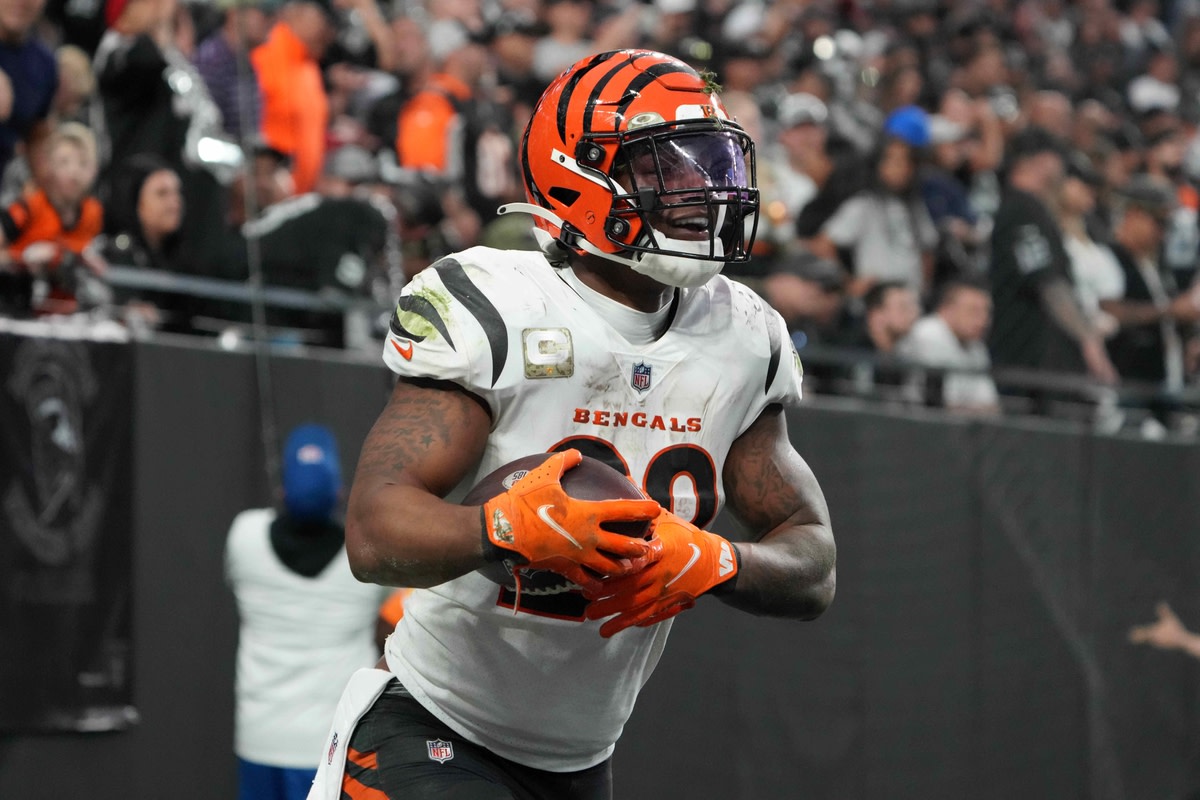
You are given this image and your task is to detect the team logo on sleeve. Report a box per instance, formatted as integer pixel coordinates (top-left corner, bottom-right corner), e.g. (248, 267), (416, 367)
(427, 739), (455, 763)
(631, 362), (653, 393)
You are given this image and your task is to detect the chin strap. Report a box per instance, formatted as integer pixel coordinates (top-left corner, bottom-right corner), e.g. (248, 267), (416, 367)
(498, 202), (646, 269)
(497, 202), (726, 289)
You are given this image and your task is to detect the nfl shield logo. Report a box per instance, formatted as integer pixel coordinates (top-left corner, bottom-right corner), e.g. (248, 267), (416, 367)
(427, 739), (455, 764)
(631, 362), (652, 392)
(326, 732), (338, 765)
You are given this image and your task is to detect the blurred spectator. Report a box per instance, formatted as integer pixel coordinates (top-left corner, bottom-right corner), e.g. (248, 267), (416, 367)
(45, 0), (107, 55)
(762, 249), (847, 342)
(0, 0), (57, 187)
(226, 423), (391, 800)
(1143, 126), (1200, 287)
(766, 92), (830, 245)
(841, 280), (921, 395)
(253, 0), (336, 195)
(94, 0), (231, 274)
(1128, 44), (1181, 115)
(393, 27), (515, 230)
(897, 278), (1000, 415)
(988, 127), (1118, 386)
(1101, 174), (1200, 390)
(809, 115), (937, 299)
(321, 0), (395, 152)
(391, 24), (476, 175)
(486, 9), (545, 126)
(52, 44), (96, 126)
(531, 0), (593, 85)
(315, 142), (378, 198)
(101, 153), (184, 271)
(0, 122), (105, 316)
(99, 154), (193, 333)
(227, 137), (292, 228)
(192, 0), (272, 140)
(1025, 89), (1074, 141)
(920, 113), (987, 282)
(936, 88), (1005, 216)
(1058, 152), (1123, 341)
(362, 14), (429, 153)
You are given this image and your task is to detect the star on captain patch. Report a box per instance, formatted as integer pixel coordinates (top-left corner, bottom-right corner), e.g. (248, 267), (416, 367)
(631, 361), (652, 393)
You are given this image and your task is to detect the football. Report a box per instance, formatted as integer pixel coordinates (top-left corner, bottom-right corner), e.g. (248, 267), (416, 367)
(463, 452), (651, 588)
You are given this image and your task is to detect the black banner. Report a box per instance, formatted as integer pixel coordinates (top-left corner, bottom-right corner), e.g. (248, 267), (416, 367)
(0, 333), (136, 732)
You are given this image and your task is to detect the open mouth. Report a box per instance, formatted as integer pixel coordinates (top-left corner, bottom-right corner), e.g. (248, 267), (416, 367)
(656, 213), (711, 241)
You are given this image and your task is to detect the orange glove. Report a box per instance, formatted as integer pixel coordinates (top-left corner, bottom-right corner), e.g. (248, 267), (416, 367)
(481, 449), (663, 595)
(585, 510), (739, 637)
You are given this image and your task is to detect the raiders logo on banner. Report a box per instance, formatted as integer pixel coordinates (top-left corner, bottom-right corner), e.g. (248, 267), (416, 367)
(0, 334), (136, 733)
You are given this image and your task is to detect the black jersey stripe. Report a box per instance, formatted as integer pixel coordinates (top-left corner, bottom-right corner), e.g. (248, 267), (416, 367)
(613, 62), (698, 121)
(433, 258), (508, 387)
(764, 309), (782, 394)
(390, 294), (454, 349)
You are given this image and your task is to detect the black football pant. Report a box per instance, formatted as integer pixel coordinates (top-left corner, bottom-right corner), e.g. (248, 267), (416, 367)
(341, 682), (612, 800)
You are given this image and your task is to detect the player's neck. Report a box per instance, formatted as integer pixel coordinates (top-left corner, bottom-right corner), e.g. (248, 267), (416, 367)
(559, 265), (675, 346)
(567, 255), (673, 313)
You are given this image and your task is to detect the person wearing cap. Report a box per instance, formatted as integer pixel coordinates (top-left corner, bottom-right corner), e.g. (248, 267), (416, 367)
(772, 92), (831, 233)
(226, 423), (391, 800)
(920, 112), (987, 280)
(1101, 174), (1200, 390)
(987, 126), (1119, 388)
(252, 0), (337, 194)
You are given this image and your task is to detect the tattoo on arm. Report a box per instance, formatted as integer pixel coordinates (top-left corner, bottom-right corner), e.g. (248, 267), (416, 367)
(723, 406), (829, 539)
(356, 378), (491, 496)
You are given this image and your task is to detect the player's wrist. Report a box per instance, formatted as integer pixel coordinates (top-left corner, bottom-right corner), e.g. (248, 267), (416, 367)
(479, 505), (514, 562)
(707, 540), (741, 597)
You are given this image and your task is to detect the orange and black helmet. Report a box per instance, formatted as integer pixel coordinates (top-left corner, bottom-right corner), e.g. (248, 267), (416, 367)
(516, 49), (758, 269)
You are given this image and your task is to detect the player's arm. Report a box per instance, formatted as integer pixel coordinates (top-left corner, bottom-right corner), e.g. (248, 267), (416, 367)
(345, 376), (493, 588)
(718, 403), (836, 618)
(346, 377), (660, 590)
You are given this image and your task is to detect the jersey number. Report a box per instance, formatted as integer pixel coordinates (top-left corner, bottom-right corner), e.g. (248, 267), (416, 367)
(549, 437), (718, 528)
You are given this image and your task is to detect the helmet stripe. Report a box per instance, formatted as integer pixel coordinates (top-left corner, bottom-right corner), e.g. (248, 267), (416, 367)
(555, 51), (615, 143)
(583, 57), (640, 135)
(614, 62), (698, 121)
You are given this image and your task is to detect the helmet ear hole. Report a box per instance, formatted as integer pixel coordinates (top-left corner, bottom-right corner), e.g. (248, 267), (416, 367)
(575, 141), (606, 168)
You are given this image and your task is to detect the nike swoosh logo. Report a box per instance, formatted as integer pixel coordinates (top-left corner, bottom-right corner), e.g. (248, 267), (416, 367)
(391, 339), (414, 360)
(666, 544), (701, 588)
(536, 505), (582, 549)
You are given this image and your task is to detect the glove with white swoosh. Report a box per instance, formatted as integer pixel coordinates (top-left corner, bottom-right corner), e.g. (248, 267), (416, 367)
(481, 449), (663, 595)
(585, 510), (740, 637)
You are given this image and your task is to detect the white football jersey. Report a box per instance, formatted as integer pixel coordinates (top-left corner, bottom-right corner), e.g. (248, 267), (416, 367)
(380, 246), (803, 772)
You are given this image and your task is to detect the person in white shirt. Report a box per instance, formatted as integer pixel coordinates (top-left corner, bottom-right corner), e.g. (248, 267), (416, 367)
(226, 423), (391, 800)
(898, 278), (1000, 414)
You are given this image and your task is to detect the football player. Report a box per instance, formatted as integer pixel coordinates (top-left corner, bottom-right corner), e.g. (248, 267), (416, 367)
(309, 49), (836, 800)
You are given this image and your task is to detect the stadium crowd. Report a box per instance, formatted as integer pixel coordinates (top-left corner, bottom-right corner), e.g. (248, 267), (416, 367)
(2, 0), (1200, 431)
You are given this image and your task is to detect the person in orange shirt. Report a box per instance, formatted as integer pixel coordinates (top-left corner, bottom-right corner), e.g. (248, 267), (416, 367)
(0, 122), (105, 316)
(252, 0), (336, 195)
(394, 26), (486, 177)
